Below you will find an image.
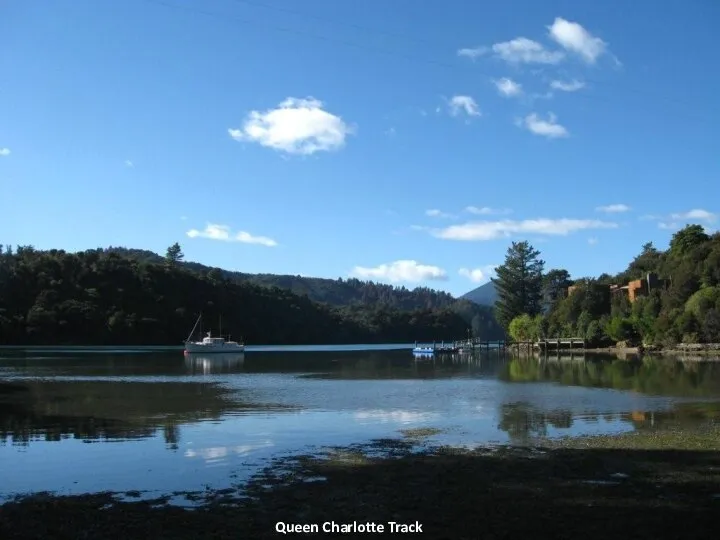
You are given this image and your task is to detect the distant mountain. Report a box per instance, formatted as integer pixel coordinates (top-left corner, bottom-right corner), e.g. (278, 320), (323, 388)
(461, 281), (498, 307)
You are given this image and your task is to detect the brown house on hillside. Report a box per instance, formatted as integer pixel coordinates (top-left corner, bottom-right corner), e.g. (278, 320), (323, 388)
(610, 272), (669, 303)
(567, 272), (669, 304)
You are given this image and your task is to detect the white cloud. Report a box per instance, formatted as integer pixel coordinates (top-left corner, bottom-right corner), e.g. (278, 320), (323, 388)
(458, 265), (497, 283)
(186, 223), (277, 247)
(432, 218), (618, 241)
(548, 18), (607, 64)
(658, 222), (678, 230)
(492, 37), (564, 64)
(448, 95), (481, 117)
(124, 159), (134, 167)
(670, 209), (717, 223)
(180, 215), (188, 221)
(465, 206), (512, 216)
(350, 260), (447, 283)
(457, 46), (489, 60)
(493, 77), (523, 97)
(588, 237), (598, 245)
(550, 79), (585, 92)
(228, 97), (352, 155)
(522, 112), (568, 138)
(0, 148), (10, 156)
(425, 209), (454, 219)
(596, 204), (631, 213)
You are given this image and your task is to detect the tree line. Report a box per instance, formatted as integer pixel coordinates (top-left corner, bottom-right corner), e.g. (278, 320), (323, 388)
(0, 243), (503, 345)
(491, 224), (720, 346)
(105, 246), (458, 311)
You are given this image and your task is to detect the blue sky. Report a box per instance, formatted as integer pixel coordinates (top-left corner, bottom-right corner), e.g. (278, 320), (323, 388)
(2, 0), (719, 296)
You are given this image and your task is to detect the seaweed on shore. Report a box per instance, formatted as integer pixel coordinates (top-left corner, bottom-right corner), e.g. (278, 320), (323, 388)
(2, 430), (720, 540)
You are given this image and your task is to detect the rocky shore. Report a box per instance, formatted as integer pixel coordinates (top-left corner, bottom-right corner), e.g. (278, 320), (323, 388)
(1, 428), (719, 540)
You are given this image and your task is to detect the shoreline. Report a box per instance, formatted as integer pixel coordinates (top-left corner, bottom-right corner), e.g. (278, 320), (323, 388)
(514, 345), (720, 357)
(1, 429), (719, 539)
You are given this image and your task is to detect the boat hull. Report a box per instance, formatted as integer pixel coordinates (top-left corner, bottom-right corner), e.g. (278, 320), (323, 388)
(184, 343), (245, 353)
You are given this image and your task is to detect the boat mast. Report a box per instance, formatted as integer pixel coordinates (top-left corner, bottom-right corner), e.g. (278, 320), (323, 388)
(185, 313), (202, 343)
(219, 314), (222, 338)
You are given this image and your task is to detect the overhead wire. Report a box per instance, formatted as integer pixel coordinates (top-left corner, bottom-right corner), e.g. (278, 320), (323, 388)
(140, 0), (713, 121)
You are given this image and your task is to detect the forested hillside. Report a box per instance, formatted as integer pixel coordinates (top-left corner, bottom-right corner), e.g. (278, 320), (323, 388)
(0, 245), (503, 345)
(492, 225), (720, 347)
(105, 247), (457, 310)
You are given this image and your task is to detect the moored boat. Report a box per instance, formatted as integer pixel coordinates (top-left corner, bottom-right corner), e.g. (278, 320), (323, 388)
(184, 313), (245, 353)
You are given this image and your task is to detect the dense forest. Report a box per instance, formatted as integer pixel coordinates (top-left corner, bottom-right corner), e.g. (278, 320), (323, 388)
(105, 247), (457, 310)
(0, 244), (503, 345)
(492, 224), (720, 347)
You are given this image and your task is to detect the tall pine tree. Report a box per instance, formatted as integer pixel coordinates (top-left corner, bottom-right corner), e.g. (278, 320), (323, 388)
(491, 241), (545, 330)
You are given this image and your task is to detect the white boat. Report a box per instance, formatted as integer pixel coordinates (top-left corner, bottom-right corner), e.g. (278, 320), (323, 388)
(184, 314), (245, 353)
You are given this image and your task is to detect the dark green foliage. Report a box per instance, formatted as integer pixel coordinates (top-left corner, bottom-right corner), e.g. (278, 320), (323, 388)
(542, 269), (572, 312)
(165, 243), (184, 267)
(668, 225), (709, 258)
(0, 245), (503, 345)
(491, 241), (545, 329)
(104, 247), (458, 311)
(506, 224), (720, 346)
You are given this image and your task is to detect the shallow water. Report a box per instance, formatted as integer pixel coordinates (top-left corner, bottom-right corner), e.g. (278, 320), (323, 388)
(1, 346), (719, 501)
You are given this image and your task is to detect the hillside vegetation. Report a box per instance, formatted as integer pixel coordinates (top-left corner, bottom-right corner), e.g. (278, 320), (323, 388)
(0, 244), (503, 345)
(492, 225), (720, 346)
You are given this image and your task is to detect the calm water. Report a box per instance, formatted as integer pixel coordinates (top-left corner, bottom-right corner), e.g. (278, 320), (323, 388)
(1, 346), (719, 502)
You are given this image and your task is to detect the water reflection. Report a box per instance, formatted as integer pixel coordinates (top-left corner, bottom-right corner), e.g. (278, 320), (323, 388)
(500, 354), (720, 397)
(0, 379), (253, 446)
(496, 400), (720, 444)
(2, 348), (720, 501)
(184, 352), (245, 374)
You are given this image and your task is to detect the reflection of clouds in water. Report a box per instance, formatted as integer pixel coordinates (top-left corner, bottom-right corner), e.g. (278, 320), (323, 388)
(184, 440), (274, 463)
(354, 410), (439, 424)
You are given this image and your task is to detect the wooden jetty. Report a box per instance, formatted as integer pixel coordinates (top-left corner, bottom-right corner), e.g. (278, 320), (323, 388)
(510, 337), (586, 351)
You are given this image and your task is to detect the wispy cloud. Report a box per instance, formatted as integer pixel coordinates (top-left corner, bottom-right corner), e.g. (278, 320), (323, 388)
(431, 218), (618, 241)
(654, 209), (717, 230)
(596, 204), (631, 213)
(460, 18), (615, 68)
(186, 223), (277, 247)
(124, 159), (134, 168)
(457, 46), (489, 60)
(465, 206), (512, 216)
(228, 97), (353, 155)
(670, 209), (717, 222)
(550, 79), (585, 92)
(458, 265), (497, 283)
(548, 17), (608, 64)
(350, 260), (447, 283)
(493, 77), (523, 97)
(521, 113), (568, 138)
(0, 148), (10, 157)
(588, 237), (599, 245)
(448, 95), (481, 118)
(425, 209), (455, 219)
(492, 37), (564, 64)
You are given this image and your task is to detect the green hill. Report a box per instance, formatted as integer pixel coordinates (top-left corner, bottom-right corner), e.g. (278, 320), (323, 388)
(0, 244), (504, 345)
